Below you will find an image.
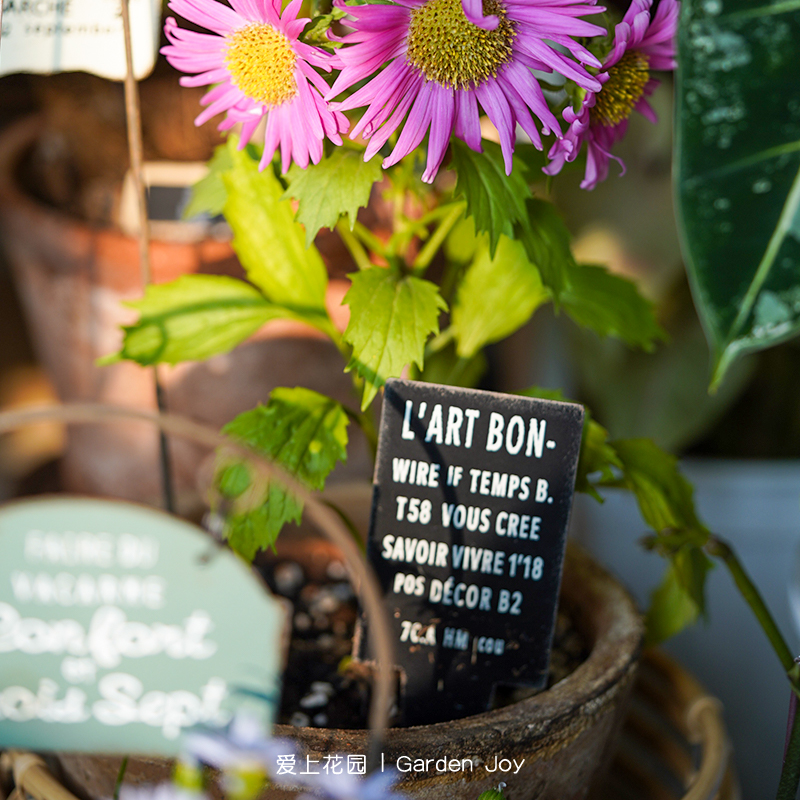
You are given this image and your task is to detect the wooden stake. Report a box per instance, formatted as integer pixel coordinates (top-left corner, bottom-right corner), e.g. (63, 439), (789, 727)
(120, 0), (175, 513)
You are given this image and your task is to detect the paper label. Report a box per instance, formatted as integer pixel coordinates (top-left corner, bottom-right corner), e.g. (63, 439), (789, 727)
(0, 0), (161, 80)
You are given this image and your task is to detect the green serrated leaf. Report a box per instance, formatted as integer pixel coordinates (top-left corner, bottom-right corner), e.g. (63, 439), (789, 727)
(183, 143), (233, 220)
(107, 275), (278, 366)
(223, 140), (332, 334)
(610, 439), (707, 542)
(520, 387), (620, 501)
(451, 235), (548, 358)
(516, 199), (574, 299)
(673, 544), (713, 618)
(675, 0), (800, 389)
(220, 388), (349, 560)
(286, 148), (383, 246)
(576, 415), (622, 501)
(561, 263), (666, 351)
(343, 266), (447, 410)
(645, 557), (704, 645)
(449, 140), (531, 256)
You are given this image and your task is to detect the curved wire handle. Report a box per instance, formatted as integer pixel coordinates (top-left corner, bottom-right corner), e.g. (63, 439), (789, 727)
(0, 402), (395, 766)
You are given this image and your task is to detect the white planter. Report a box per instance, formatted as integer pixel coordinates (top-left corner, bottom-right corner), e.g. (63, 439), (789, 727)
(571, 458), (800, 800)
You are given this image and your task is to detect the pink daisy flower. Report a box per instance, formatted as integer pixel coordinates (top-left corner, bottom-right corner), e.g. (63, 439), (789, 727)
(543, 0), (679, 189)
(162, 0), (349, 172)
(327, 0), (607, 183)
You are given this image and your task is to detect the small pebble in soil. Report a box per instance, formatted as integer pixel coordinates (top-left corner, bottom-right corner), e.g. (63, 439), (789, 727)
(300, 691), (330, 709)
(326, 561), (348, 580)
(274, 562), (305, 596)
(311, 589), (340, 615)
(312, 713), (329, 727)
(290, 712), (310, 727)
(294, 612), (312, 632)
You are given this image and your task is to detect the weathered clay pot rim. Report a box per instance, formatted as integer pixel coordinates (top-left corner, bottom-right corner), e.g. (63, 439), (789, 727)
(273, 541), (643, 743)
(0, 115), (351, 331)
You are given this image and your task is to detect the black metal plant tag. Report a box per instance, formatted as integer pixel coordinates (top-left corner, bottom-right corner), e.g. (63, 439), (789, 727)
(358, 379), (584, 725)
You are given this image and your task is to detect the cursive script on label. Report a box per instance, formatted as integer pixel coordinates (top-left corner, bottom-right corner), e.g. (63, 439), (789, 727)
(0, 674), (229, 739)
(0, 603), (217, 667)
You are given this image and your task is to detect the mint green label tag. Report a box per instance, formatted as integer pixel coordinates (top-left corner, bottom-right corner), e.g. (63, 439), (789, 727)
(0, 497), (286, 755)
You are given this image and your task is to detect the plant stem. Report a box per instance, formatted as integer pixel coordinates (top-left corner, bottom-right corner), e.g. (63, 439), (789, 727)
(779, 705), (800, 800)
(351, 221), (387, 258)
(337, 220), (372, 271)
(113, 756), (129, 800)
(706, 536), (798, 680)
(412, 203), (466, 274)
(705, 534), (800, 797)
(706, 535), (800, 797)
(427, 327), (455, 355)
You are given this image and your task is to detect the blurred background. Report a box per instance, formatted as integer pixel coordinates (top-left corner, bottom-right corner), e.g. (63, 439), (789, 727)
(1, 19), (799, 798)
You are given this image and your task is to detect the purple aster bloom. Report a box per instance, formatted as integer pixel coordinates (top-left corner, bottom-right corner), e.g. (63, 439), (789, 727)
(327, 0), (607, 182)
(162, 0), (349, 172)
(182, 712), (289, 772)
(543, 0), (679, 189)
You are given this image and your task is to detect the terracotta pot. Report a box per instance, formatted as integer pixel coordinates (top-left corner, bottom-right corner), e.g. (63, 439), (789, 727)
(51, 543), (644, 800)
(0, 117), (369, 508)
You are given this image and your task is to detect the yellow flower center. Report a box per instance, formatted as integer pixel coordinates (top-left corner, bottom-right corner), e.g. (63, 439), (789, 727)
(405, 0), (516, 89)
(591, 50), (650, 127)
(224, 23), (297, 107)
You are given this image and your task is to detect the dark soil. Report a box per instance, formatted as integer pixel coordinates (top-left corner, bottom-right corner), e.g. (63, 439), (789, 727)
(258, 555), (590, 730)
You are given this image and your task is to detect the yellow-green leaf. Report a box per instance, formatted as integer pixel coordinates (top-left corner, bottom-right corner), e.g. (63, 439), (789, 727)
(343, 266), (447, 410)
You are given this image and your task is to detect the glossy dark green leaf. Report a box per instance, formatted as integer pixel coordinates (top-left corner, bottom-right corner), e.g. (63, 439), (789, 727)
(675, 0), (800, 388)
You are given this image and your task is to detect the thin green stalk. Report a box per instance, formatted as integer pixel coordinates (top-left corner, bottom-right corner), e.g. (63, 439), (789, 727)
(706, 536), (798, 679)
(337, 220), (372, 271)
(352, 221), (388, 258)
(705, 535), (800, 797)
(412, 203), (466, 274)
(426, 327), (455, 355)
(113, 756), (129, 800)
(447, 356), (472, 386)
(778, 709), (800, 800)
